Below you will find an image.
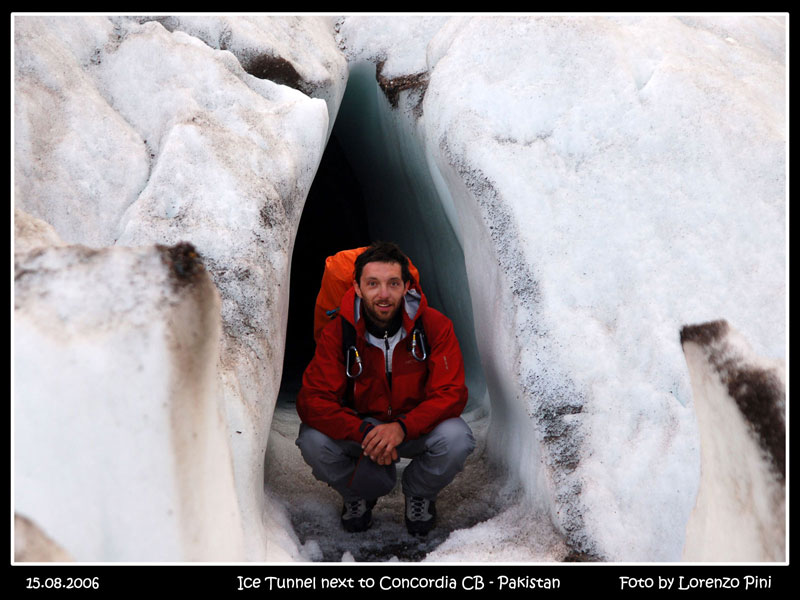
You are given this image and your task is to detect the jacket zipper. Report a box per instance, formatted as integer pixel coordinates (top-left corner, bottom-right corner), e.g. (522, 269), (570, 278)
(384, 331), (392, 416)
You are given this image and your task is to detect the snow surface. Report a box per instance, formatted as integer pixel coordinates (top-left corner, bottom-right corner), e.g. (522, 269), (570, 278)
(13, 14), (785, 563)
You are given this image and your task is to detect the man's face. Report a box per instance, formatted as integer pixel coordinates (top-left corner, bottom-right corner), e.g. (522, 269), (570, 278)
(354, 261), (410, 329)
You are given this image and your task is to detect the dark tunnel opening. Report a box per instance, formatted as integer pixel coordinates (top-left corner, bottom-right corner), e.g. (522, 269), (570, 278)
(277, 62), (488, 412)
(278, 134), (371, 397)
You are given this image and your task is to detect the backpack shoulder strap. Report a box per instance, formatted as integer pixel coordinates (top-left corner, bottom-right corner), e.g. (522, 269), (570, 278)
(340, 316), (358, 406)
(341, 316), (357, 366)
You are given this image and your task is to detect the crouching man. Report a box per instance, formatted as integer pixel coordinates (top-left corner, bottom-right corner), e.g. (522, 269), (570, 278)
(296, 242), (475, 535)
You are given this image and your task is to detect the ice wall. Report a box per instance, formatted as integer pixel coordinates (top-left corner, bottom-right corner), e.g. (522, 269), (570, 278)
(126, 15), (347, 142)
(13, 15), (346, 561)
(15, 236), (243, 561)
(14, 17), (150, 248)
(336, 15), (785, 560)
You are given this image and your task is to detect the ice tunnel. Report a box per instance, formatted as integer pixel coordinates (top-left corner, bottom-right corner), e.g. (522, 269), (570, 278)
(277, 61), (488, 412)
(267, 62), (497, 561)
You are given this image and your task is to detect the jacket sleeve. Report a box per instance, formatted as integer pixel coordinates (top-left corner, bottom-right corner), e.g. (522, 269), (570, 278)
(296, 318), (372, 442)
(398, 312), (469, 440)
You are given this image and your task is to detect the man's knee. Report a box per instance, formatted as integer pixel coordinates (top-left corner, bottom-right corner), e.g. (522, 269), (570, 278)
(296, 424), (347, 467)
(428, 418), (476, 461)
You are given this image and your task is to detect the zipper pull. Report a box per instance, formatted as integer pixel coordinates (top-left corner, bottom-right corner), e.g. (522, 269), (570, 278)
(384, 331), (390, 374)
(384, 330), (392, 415)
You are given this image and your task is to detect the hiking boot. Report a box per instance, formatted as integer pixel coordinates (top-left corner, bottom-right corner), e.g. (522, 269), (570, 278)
(341, 498), (377, 532)
(405, 496), (436, 535)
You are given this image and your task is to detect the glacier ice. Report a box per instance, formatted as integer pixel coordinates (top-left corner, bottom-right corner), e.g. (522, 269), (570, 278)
(13, 14), (786, 563)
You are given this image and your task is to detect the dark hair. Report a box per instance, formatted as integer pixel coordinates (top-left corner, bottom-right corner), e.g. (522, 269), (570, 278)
(354, 241), (412, 284)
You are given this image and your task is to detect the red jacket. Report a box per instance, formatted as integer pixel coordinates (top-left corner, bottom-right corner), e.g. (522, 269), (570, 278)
(297, 284), (468, 442)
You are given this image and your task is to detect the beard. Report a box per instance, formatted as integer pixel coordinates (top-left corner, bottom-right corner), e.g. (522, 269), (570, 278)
(361, 298), (403, 333)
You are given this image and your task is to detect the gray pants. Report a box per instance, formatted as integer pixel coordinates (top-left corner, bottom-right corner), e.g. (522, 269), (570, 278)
(296, 417), (475, 502)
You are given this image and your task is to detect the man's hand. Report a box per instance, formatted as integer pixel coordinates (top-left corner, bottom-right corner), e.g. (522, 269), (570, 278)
(362, 422), (405, 466)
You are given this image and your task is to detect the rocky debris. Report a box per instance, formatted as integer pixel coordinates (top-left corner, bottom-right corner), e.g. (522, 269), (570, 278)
(681, 320), (785, 480)
(375, 59), (428, 109)
(681, 320), (785, 561)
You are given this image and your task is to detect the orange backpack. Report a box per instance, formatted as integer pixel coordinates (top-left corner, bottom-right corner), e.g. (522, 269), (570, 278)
(313, 247), (420, 343)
